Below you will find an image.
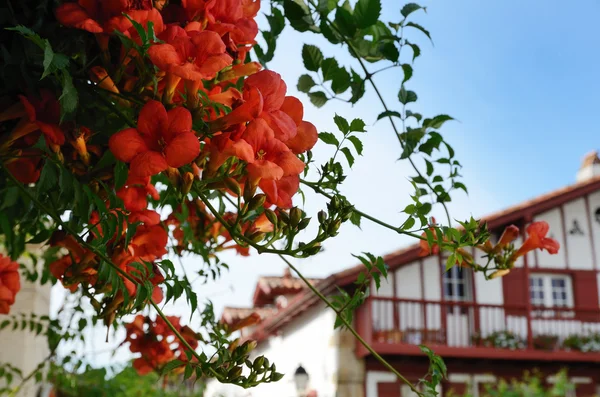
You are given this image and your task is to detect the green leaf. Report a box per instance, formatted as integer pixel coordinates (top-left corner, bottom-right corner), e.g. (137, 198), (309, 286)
(59, 73), (78, 115)
(402, 216), (416, 230)
(419, 133), (443, 155)
(350, 211), (362, 228)
(302, 44), (324, 72)
(406, 110), (422, 122)
(405, 40), (421, 61)
(380, 42), (399, 62)
(333, 114), (350, 134)
(347, 136), (363, 155)
(317, 0), (337, 15)
(418, 202), (432, 216)
(405, 22), (432, 42)
(341, 147), (355, 167)
(37, 162), (58, 195)
(308, 91), (328, 107)
(398, 86), (417, 104)
(349, 69), (366, 103)
(354, 0), (381, 29)
(402, 63), (413, 83)
(331, 67), (351, 94)
(334, 7), (357, 37)
(320, 19), (342, 44)
(42, 42), (68, 79)
(425, 159), (433, 176)
(425, 114), (455, 129)
(283, 0), (315, 32)
(445, 254), (455, 271)
(161, 360), (185, 375)
(377, 110), (402, 121)
(453, 182), (468, 194)
(349, 118), (366, 132)
(321, 58), (339, 81)
(266, 7), (285, 36)
(297, 74), (316, 93)
(318, 132), (339, 146)
(401, 3), (425, 18)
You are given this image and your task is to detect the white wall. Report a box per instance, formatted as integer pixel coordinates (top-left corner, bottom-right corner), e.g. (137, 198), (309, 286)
(395, 262), (421, 299)
(205, 303), (339, 397)
(587, 191), (600, 268)
(563, 198), (594, 269)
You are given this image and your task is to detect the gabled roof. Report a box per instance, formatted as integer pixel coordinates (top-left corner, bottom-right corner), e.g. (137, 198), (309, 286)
(252, 269), (322, 307)
(220, 306), (279, 325)
(241, 175), (600, 343)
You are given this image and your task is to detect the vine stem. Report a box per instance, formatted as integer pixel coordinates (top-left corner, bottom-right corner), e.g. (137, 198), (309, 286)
(301, 179), (460, 252)
(2, 165), (225, 382)
(306, 0), (452, 227)
(277, 254), (423, 396)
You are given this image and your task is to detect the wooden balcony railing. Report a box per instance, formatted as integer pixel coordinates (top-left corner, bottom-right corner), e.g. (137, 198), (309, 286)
(354, 297), (600, 357)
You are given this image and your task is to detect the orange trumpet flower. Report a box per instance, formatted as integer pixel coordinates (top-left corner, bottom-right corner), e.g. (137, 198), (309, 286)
(109, 101), (200, 177)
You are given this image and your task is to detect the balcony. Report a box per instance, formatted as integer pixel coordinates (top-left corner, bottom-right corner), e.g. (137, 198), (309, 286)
(355, 297), (600, 361)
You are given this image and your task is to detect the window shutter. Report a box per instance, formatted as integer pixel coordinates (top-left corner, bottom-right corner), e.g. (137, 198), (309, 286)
(572, 271), (599, 321)
(502, 268), (527, 316)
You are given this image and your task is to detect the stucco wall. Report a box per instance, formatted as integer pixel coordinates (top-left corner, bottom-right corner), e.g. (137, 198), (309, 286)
(204, 302), (360, 397)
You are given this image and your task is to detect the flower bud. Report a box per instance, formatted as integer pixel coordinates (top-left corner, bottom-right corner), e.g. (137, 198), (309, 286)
(182, 172), (194, 195)
(252, 356), (265, 371)
(330, 196), (341, 211)
(247, 194), (266, 212)
(224, 177), (241, 196)
(240, 340), (257, 355)
(249, 232), (265, 244)
(227, 365), (243, 379)
(165, 167), (181, 187)
(318, 210), (328, 225)
(264, 209), (278, 226)
(328, 219), (342, 236)
(243, 179), (258, 202)
(305, 244), (322, 256)
(489, 269), (510, 279)
(290, 207), (302, 227)
(278, 211), (290, 225)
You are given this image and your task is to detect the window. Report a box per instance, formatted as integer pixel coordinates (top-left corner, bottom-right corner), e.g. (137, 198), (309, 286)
(529, 274), (573, 308)
(443, 265), (470, 301)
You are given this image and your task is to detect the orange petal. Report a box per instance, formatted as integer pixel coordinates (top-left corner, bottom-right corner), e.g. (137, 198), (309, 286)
(148, 43), (182, 72)
(109, 128), (149, 163)
(137, 100), (168, 143)
(130, 151), (169, 177)
(166, 107), (192, 141)
(164, 132), (200, 168)
(247, 160), (283, 181)
(276, 151), (305, 176)
(280, 96), (303, 126)
(55, 3), (103, 33)
(285, 121), (318, 154)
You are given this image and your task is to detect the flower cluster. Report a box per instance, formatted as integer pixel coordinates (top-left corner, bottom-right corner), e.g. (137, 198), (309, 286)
(419, 220), (560, 278)
(124, 314), (199, 375)
(0, 0), (319, 376)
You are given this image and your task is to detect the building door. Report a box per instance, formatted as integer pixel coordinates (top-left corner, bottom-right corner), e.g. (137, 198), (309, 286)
(443, 265), (473, 346)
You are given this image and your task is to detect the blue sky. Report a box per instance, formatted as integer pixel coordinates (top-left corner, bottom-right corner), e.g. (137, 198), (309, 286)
(53, 0), (600, 365)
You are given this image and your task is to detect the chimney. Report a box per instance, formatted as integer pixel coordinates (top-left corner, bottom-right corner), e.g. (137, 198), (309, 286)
(576, 151), (600, 182)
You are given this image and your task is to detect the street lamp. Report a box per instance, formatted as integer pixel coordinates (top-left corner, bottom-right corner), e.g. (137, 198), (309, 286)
(294, 365), (309, 396)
